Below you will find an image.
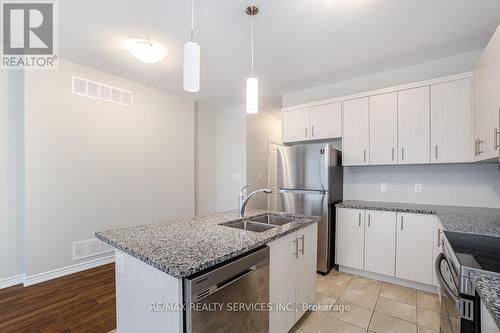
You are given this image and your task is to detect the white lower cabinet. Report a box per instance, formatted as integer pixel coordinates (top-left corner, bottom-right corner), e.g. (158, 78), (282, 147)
(336, 207), (437, 287)
(364, 210), (397, 276)
(395, 213), (435, 285)
(269, 222), (318, 333)
(336, 208), (365, 270)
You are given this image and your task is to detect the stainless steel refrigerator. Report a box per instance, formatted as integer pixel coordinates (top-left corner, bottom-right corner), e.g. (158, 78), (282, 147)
(277, 143), (343, 274)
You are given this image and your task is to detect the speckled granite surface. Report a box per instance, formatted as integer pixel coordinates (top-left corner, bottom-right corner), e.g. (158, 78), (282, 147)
(96, 209), (318, 279)
(470, 271), (500, 329)
(336, 200), (500, 237)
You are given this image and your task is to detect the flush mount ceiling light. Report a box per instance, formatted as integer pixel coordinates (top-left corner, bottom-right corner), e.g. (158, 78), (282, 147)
(183, 0), (200, 92)
(245, 5), (259, 114)
(125, 39), (168, 64)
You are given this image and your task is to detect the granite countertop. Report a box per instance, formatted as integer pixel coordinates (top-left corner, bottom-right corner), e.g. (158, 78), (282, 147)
(96, 209), (319, 279)
(470, 271), (500, 329)
(336, 200), (500, 237)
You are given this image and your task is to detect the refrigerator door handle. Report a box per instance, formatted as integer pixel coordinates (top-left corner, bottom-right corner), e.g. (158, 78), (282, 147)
(279, 188), (326, 194)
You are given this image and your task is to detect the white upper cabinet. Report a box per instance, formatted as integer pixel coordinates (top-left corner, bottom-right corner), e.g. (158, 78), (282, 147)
(395, 213), (435, 285)
(430, 78), (473, 163)
(309, 102), (342, 140)
(369, 93), (398, 165)
(398, 86), (430, 165)
(364, 210), (397, 276)
(343, 98), (370, 166)
(282, 103), (341, 143)
(473, 24), (500, 161)
(282, 108), (309, 143)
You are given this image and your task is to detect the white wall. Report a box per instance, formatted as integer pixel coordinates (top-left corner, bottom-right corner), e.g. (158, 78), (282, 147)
(0, 70), (25, 281)
(344, 164), (500, 208)
(246, 111), (282, 210)
(282, 49), (483, 107)
(215, 105), (247, 212)
(195, 104), (216, 216)
(24, 59), (195, 276)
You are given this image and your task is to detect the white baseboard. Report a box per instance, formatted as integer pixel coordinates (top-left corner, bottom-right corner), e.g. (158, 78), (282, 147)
(0, 273), (26, 289)
(24, 254), (115, 287)
(339, 266), (439, 294)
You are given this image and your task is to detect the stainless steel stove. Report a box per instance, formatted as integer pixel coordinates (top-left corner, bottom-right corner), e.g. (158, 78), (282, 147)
(436, 231), (500, 333)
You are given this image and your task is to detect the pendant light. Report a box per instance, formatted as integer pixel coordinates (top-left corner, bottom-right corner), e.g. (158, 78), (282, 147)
(183, 0), (200, 92)
(245, 6), (259, 114)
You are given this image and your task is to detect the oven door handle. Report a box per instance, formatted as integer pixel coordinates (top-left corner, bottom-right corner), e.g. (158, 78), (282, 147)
(434, 253), (461, 307)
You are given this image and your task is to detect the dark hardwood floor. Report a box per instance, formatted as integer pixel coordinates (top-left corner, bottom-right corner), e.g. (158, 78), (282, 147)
(0, 264), (116, 333)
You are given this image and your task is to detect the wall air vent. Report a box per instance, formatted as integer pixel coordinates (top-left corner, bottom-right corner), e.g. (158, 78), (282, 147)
(72, 238), (114, 261)
(72, 76), (133, 107)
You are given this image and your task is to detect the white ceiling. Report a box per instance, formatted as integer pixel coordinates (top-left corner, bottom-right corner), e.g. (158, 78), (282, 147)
(60, 0), (500, 111)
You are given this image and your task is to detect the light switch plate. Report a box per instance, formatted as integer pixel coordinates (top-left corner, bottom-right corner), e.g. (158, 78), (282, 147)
(232, 173), (242, 181)
(380, 183), (387, 192)
(414, 183), (423, 193)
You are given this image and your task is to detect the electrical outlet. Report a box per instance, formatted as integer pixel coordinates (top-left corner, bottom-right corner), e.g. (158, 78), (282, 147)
(380, 183), (387, 192)
(414, 183), (423, 193)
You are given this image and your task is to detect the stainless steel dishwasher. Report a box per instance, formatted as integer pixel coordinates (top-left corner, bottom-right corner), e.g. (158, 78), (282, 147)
(184, 246), (269, 333)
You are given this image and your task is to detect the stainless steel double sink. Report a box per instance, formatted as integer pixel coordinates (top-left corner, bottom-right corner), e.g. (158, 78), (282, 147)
(221, 213), (296, 233)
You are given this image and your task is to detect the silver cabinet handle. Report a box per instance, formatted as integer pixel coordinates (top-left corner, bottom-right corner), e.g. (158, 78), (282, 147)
(358, 213), (361, 226)
(293, 238), (299, 259)
(435, 145), (438, 160)
(311, 126), (315, 137)
(474, 139), (477, 156)
(305, 127), (308, 138)
(400, 216), (404, 231)
(437, 228), (441, 248)
(299, 235), (305, 255)
(401, 147), (404, 161)
(363, 149), (366, 163)
(368, 214), (371, 227)
(495, 128), (499, 150)
(478, 139), (484, 155)
(392, 148), (395, 161)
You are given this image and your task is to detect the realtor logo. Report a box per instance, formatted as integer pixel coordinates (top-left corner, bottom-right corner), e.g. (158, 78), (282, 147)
(1, 1), (58, 68)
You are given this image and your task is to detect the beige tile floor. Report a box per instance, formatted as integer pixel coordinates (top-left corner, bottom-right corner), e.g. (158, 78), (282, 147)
(292, 271), (442, 333)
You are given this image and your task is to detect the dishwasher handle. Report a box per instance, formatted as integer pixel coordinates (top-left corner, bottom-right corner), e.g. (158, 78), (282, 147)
(216, 266), (256, 292)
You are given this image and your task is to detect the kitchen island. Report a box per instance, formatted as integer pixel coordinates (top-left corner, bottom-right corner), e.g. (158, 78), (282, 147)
(96, 209), (319, 333)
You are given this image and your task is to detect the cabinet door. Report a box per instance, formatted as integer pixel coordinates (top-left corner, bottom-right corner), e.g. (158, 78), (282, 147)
(364, 210), (397, 276)
(395, 213), (434, 285)
(336, 208), (365, 270)
(309, 102), (342, 140)
(432, 219), (444, 287)
(343, 98), (370, 165)
(473, 25), (500, 161)
(269, 231), (297, 333)
(398, 87), (430, 164)
(431, 78), (473, 163)
(295, 223), (318, 323)
(282, 109), (309, 143)
(370, 93), (398, 165)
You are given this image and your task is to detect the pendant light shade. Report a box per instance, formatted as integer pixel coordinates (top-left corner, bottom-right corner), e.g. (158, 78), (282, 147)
(183, 0), (200, 93)
(183, 41), (200, 92)
(245, 6), (259, 114)
(246, 77), (258, 114)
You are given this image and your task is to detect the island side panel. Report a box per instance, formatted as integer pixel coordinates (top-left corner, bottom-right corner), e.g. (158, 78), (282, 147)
(115, 251), (183, 333)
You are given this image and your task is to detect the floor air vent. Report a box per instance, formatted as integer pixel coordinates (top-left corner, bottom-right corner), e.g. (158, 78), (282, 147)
(72, 76), (133, 107)
(72, 238), (114, 260)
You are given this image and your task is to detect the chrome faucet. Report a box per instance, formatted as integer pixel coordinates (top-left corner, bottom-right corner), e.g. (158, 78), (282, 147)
(239, 185), (272, 217)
